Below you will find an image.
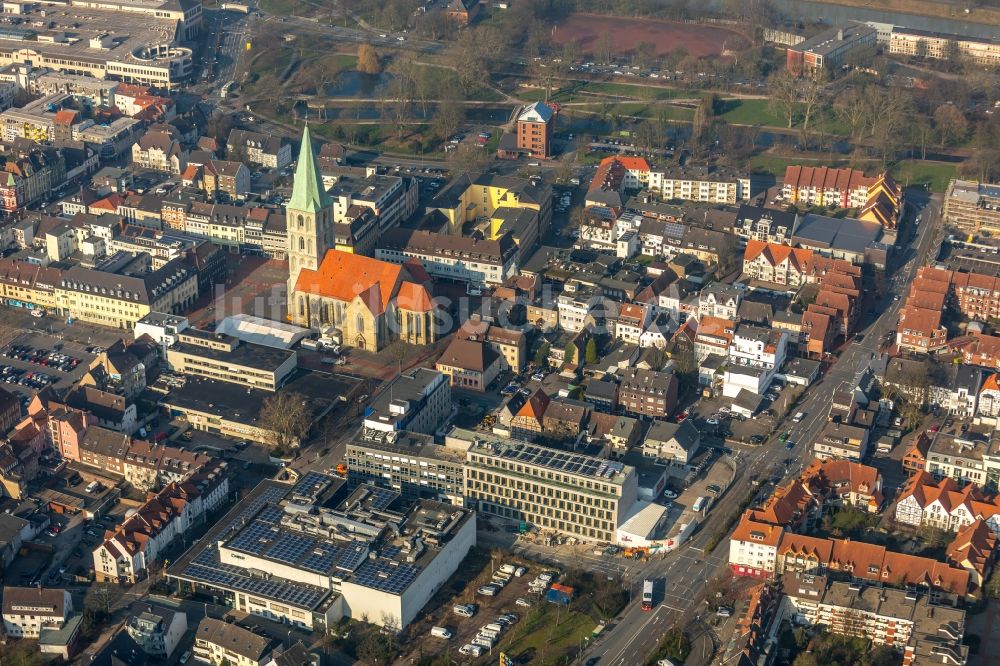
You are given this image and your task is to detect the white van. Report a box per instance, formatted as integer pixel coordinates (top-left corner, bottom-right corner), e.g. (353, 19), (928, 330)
(793, 412), (805, 423)
(484, 622), (504, 633)
(692, 496), (709, 513)
(431, 627), (452, 639)
(453, 604), (476, 617)
(499, 563), (516, 575)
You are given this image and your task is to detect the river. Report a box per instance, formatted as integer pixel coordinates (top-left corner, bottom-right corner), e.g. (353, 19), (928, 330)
(700, 0), (1000, 39)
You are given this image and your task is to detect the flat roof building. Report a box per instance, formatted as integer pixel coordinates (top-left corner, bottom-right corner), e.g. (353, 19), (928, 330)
(450, 427), (638, 542)
(362, 368), (451, 435)
(165, 328), (298, 391)
(346, 430), (468, 504)
(167, 473), (476, 632)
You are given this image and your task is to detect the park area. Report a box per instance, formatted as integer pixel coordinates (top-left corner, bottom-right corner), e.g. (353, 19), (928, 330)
(551, 14), (750, 58)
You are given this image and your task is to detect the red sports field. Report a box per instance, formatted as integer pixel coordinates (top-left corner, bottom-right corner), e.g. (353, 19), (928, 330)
(552, 14), (749, 57)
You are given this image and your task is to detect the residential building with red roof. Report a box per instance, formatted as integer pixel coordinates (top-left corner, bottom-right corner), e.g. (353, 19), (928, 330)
(896, 305), (949, 353)
(782, 166), (876, 209)
(435, 337), (502, 392)
(94, 460), (228, 583)
(510, 388), (550, 440)
(741, 240), (814, 288)
(895, 471), (1000, 536)
(515, 101), (555, 158)
(947, 518), (997, 589)
(959, 333), (1000, 370)
(902, 433), (932, 476)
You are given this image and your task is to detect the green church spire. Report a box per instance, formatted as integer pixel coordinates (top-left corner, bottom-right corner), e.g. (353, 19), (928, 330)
(287, 124), (331, 213)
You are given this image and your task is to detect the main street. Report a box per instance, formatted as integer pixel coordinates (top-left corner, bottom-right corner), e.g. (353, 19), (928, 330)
(586, 193), (940, 665)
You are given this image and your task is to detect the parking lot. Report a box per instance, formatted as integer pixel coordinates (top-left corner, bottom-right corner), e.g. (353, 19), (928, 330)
(398, 547), (560, 663)
(0, 330), (100, 400)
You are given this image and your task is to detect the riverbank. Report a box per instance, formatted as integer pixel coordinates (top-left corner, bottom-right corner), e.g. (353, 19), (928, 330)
(818, 0), (1000, 26)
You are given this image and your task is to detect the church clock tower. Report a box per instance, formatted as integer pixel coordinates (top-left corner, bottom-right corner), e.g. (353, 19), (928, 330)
(286, 125), (333, 303)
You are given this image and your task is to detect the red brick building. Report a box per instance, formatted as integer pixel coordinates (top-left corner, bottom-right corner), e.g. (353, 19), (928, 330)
(516, 101), (555, 158)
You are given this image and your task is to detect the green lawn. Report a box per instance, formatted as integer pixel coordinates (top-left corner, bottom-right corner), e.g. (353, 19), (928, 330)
(717, 98), (793, 127)
(748, 154), (849, 176)
(501, 604), (594, 662)
(259, 0), (298, 15)
(891, 159), (958, 193)
(572, 103), (694, 122)
(580, 81), (696, 100)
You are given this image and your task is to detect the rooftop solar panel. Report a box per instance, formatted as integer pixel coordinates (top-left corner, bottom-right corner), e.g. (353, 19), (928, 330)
(353, 559), (419, 595)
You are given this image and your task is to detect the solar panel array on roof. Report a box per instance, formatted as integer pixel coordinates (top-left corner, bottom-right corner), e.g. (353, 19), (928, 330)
(221, 485), (289, 534)
(353, 559), (419, 595)
(301, 543), (340, 574)
(337, 545), (368, 572)
(268, 533), (314, 565)
(497, 443), (617, 478)
(228, 520), (280, 555)
(291, 471), (333, 501)
(184, 563), (327, 608)
(368, 486), (399, 511)
(257, 504), (285, 524)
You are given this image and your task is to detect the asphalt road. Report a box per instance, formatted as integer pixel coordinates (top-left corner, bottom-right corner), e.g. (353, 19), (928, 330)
(585, 192), (940, 665)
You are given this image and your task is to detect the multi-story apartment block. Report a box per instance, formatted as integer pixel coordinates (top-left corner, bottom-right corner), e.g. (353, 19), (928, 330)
(897, 306), (949, 353)
(613, 303), (652, 346)
(813, 421), (870, 461)
(131, 128), (188, 174)
(889, 26), (1000, 66)
(457, 429), (637, 542)
(925, 432), (997, 488)
(729, 513), (784, 578)
(0, 144), (67, 212)
(330, 174), (418, 232)
(693, 315), (735, 362)
(953, 270), (1000, 322)
(729, 323), (787, 370)
(647, 164), (750, 204)
(782, 165), (876, 209)
(58, 259), (198, 329)
(944, 179), (1000, 237)
(198, 160), (252, 201)
(376, 228), (518, 286)
(346, 430), (466, 503)
(619, 367), (679, 418)
(2, 587), (73, 639)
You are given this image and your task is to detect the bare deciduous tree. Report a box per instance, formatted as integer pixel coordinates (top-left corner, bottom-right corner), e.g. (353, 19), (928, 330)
(768, 70), (800, 129)
(259, 391), (311, 451)
(357, 43), (381, 75)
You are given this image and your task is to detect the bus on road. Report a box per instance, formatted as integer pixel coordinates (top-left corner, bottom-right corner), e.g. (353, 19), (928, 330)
(641, 580), (654, 611)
